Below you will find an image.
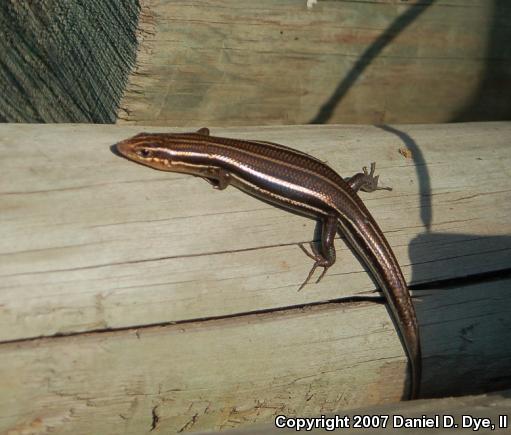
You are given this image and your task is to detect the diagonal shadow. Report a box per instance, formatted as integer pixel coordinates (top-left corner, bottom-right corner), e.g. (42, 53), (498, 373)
(309, 1), (436, 124)
(377, 124), (432, 231)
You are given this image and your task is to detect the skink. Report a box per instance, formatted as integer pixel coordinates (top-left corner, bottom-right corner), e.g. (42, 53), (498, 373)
(116, 127), (421, 399)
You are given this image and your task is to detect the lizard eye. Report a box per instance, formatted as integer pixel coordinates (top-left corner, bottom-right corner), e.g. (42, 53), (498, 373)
(137, 149), (151, 158)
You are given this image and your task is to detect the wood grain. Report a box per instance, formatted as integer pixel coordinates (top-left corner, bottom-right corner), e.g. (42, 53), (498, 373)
(0, 1), (139, 122)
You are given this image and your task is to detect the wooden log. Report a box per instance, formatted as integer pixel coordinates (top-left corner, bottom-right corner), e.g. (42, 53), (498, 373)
(1, 122), (510, 433)
(3, 1), (511, 125)
(118, 0), (511, 126)
(1, 122), (510, 341)
(1, 278), (510, 434)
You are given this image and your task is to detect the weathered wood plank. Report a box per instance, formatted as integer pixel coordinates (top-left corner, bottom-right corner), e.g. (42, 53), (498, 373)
(3, 1), (510, 125)
(1, 278), (509, 434)
(197, 390), (511, 434)
(1, 122), (511, 342)
(118, 0), (511, 125)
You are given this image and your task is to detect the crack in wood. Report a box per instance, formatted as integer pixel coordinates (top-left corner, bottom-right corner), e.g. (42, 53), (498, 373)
(150, 405), (160, 431)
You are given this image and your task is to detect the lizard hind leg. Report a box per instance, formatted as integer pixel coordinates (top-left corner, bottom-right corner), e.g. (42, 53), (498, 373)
(297, 214), (337, 291)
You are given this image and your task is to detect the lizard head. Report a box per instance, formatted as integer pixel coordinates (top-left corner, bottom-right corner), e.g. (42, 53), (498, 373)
(116, 132), (166, 169)
(115, 128), (211, 172)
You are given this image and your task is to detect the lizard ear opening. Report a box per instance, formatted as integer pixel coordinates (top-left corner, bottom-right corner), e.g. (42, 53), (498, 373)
(196, 127), (210, 136)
